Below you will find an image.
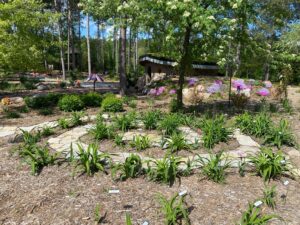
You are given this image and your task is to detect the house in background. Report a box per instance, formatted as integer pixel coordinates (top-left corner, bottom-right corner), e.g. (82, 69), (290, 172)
(139, 54), (221, 82)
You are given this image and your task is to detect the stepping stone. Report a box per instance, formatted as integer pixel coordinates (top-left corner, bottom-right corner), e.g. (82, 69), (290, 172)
(178, 126), (202, 144)
(233, 129), (260, 147)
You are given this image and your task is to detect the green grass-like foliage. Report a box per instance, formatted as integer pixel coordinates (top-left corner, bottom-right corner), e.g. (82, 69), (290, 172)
(197, 151), (231, 183)
(112, 154), (143, 180)
(165, 132), (190, 153)
(125, 213), (133, 225)
(200, 115), (231, 149)
(58, 95), (84, 112)
(101, 95), (123, 112)
(263, 185), (277, 209)
(58, 117), (70, 129)
(76, 143), (111, 176)
(70, 111), (85, 127)
(21, 145), (57, 175)
(264, 119), (296, 148)
(235, 112), (272, 138)
(4, 109), (21, 118)
(147, 155), (183, 186)
(158, 193), (191, 225)
(21, 129), (41, 145)
(80, 92), (103, 107)
(38, 108), (54, 116)
(41, 126), (54, 137)
(142, 110), (162, 130)
(159, 114), (182, 135)
(238, 202), (279, 225)
(114, 112), (137, 131)
(249, 148), (288, 182)
(130, 135), (151, 151)
(89, 120), (114, 140)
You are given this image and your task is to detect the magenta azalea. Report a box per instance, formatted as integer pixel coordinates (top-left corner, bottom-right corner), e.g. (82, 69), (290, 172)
(256, 88), (270, 96)
(156, 86), (165, 95)
(149, 89), (157, 95)
(207, 80), (222, 93)
(188, 78), (198, 87)
(233, 79), (247, 90)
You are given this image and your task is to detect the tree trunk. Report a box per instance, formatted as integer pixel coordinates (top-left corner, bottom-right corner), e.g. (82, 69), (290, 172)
(114, 26), (118, 75)
(96, 20), (101, 71)
(86, 13), (92, 76)
(119, 25), (127, 95)
(264, 62), (270, 81)
(234, 41), (241, 77)
(177, 24), (192, 109)
(54, 0), (65, 80)
(67, 0), (71, 72)
(100, 23), (105, 71)
(134, 31), (138, 74)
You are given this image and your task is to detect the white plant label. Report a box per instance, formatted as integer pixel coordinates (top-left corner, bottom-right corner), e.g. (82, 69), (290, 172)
(254, 200), (263, 207)
(283, 180), (289, 186)
(142, 221), (149, 225)
(179, 190), (187, 196)
(108, 189), (120, 194)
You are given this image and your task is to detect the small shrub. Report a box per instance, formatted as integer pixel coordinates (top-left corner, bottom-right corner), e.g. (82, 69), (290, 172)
(114, 112), (137, 131)
(231, 93), (249, 109)
(147, 154), (183, 186)
(238, 202), (279, 225)
(142, 110), (162, 130)
(59, 81), (67, 89)
(112, 154), (144, 180)
(80, 92), (103, 107)
(25, 93), (63, 109)
(4, 109), (21, 118)
(38, 108), (54, 116)
(41, 126), (54, 137)
(269, 103), (279, 113)
(165, 132), (190, 153)
(101, 95), (123, 112)
(18, 106), (29, 113)
(281, 98), (293, 113)
(170, 98), (180, 113)
(249, 148), (288, 182)
(263, 185), (277, 209)
(76, 143), (111, 176)
(200, 115), (231, 149)
(58, 117), (70, 129)
(196, 151), (231, 183)
(158, 193), (190, 225)
(58, 95), (84, 112)
(130, 135), (151, 151)
(264, 119), (296, 148)
(159, 114), (182, 135)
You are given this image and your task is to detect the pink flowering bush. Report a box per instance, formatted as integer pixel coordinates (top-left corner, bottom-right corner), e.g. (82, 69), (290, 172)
(207, 80), (222, 93)
(263, 81), (272, 88)
(188, 78), (198, 87)
(148, 86), (166, 96)
(232, 79), (247, 90)
(169, 89), (176, 95)
(256, 88), (270, 96)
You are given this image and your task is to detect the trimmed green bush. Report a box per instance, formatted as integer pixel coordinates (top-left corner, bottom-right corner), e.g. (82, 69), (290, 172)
(25, 93), (63, 109)
(80, 92), (103, 107)
(58, 95), (84, 112)
(101, 95), (123, 112)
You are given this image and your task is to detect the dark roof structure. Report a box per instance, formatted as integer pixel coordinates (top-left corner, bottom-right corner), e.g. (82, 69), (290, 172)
(139, 54), (219, 70)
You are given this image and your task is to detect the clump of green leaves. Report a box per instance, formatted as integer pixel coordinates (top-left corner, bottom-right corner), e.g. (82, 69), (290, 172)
(38, 108), (54, 116)
(165, 132), (190, 153)
(90, 120), (112, 140)
(158, 193), (190, 225)
(142, 110), (162, 130)
(20, 145), (57, 175)
(281, 98), (293, 114)
(263, 185), (277, 209)
(196, 151), (231, 183)
(40, 126), (54, 137)
(21, 129), (41, 145)
(80, 92), (103, 107)
(147, 154), (183, 186)
(70, 111), (85, 127)
(101, 95), (123, 112)
(114, 134), (125, 147)
(130, 135), (151, 151)
(238, 202), (279, 225)
(264, 119), (296, 148)
(58, 117), (70, 129)
(235, 112), (272, 138)
(125, 213), (133, 225)
(58, 95), (84, 112)
(4, 109), (21, 118)
(76, 143), (111, 176)
(114, 112), (137, 131)
(112, 154), (144, 180)
(249, 148), (288, 182)
(200, 115), (231, 149)
(159, 114), (182, 135)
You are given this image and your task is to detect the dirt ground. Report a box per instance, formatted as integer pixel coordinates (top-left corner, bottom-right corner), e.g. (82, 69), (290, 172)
(0, 86), (300, 225)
